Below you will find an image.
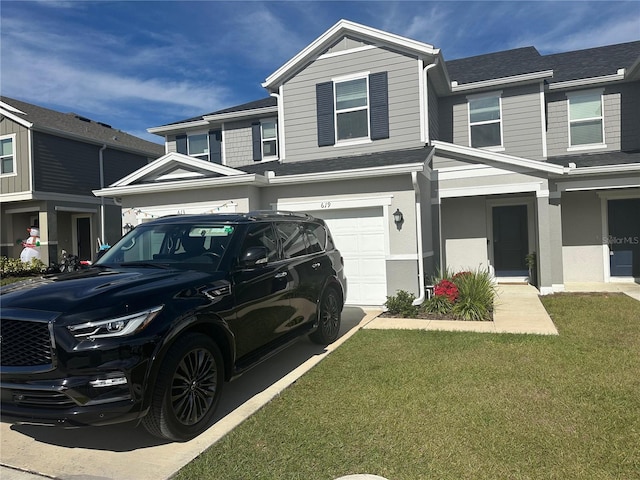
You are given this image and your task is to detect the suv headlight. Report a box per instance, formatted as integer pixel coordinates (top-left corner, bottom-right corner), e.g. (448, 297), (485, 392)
(68, 306), (163, 340)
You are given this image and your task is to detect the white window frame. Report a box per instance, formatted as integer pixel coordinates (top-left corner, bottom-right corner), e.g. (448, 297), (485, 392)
(260, 119), (278, 160)
(0, 134), (17, 177)
(567, 89), (606, 151)
(333, 72), (371, 146)
(467, 91), (504, 151)
(187, 132), (209, 161)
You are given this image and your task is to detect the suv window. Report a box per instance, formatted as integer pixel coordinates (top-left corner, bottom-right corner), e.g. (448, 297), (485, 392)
(240, 223), (279, 262)
(277, 222), (326, 258)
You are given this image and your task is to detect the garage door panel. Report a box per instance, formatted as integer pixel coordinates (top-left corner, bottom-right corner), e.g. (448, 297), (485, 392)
(312, 207), (387, 305)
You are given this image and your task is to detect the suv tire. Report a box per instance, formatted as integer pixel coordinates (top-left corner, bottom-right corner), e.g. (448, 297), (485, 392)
(309, 289), (342, 345)
(142, 333), (224, 441)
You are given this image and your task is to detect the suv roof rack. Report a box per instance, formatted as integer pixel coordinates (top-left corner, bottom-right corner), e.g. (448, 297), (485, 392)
(246, 210), (313, 220)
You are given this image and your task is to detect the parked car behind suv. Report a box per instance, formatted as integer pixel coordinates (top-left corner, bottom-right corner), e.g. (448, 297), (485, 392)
(1, 212), (346, 441)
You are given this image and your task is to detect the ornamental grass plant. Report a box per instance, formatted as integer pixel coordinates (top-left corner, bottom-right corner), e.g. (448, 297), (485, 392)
(385, 267), (497, 321)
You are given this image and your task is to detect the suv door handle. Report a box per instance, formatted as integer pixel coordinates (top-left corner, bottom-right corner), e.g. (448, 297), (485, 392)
(311, 262), (321, 269)
(274, 271), (288, 279)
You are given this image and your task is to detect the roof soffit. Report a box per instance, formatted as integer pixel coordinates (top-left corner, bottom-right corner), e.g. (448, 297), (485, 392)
(262, 19), (440, 90)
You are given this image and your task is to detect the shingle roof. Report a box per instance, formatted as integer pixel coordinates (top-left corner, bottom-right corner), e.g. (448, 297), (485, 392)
(238, 146), (432, 176)
(445, 41), (640, 86)
(445, 47), (547, 85)
(1, 96), (165, 156)
(162, 97), (277, 126)
(544, 41), (640, 84)
(547, 149), (640, 168)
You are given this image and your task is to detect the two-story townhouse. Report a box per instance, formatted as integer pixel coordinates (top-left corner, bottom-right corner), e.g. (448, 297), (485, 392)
(94, 20), (640, 306)
(0, 97), (165, 265)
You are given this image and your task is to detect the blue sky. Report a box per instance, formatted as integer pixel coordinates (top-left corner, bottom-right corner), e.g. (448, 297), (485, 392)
(2, 1), (639, 144)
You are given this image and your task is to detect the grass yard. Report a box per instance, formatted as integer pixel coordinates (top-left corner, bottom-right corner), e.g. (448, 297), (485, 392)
(176, 293), (640, 480)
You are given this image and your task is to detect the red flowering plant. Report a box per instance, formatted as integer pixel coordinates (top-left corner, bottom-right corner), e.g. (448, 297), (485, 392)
(433, 279), (459, 303)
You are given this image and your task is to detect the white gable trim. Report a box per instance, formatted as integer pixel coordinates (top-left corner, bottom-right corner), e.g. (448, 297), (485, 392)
(263, 19), (439, 89)
(432, 140), (565, 174)
(0, 104), (33, 129)
(110, 152), (246, 187)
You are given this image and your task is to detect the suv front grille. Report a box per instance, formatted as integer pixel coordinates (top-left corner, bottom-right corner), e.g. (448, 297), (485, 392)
(1, 319), (54, 368)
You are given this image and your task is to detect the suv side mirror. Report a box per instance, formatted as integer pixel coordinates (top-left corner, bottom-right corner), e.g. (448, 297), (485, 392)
(239, 246), (269, 268)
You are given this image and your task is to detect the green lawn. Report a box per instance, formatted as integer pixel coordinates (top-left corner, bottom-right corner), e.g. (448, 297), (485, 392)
(177, 293), (640, 480)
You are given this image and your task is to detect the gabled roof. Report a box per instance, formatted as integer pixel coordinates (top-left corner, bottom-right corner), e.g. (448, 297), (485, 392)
(262, 19), (440, 91)
(0, 96), (164, 157)
(109, 152), (249, 187)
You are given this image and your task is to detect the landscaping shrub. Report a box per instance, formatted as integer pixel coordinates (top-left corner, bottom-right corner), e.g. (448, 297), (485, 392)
(0, 256), (46, 277)
(384, 290), (419, 317)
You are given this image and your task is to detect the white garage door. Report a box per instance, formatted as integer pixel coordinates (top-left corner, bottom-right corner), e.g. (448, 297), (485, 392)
(312, 207), (387, 306)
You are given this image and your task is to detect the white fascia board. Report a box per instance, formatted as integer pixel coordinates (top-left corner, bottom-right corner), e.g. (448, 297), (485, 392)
(566, 163), (640, 176)
(547, 71), (626, 90)
(450, 70), (554, 92)
(110, 152), (244, 187)
(557, 175), (640, 192)
(203, 106), (278, 123)
(432, 140), (565, 174)
(147, 119), (210, 135)
(0, 108), (33, 129)
(1, 192), (34, 202)
(262, 19), (438, 89)
(94, 174), (266, 197)
(265, 162), (425, 185)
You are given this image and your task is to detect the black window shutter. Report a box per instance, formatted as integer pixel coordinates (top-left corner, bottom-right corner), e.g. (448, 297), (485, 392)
(176, 134), (187, 154)
(208, 130), (222, 164)
(369, 71), (389, 140)
(316, 82), (335, 147)
(251, 123), (262, 161)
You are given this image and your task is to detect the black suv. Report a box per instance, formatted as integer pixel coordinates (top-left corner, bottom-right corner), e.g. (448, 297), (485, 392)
(1, 212), (346, 441)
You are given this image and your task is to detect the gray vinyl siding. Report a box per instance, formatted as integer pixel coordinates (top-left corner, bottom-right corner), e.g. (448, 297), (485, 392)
(33, 132), (149, 195)
(282, 44), (423, 162)
(224, 120), (257, 168)
(441, 83), (545, 159)
(325, 36), (371, 55)
(427, 78), (439, 141)
(0, 118), (30, 193)
(547, 82), (640, 157)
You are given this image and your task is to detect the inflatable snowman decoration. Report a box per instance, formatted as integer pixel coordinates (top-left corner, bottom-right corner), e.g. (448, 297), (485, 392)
(20, 226), (42, 263)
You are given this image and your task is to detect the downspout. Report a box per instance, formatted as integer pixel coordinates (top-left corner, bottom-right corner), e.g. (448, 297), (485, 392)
(99, 144), (107, 248)
(270, 86), (284, 161)
(411, 171), (426, 306)
(423, 59), (439, 144)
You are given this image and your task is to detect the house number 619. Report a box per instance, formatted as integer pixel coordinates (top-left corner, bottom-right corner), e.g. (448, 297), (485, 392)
(320, 202), (331, 209)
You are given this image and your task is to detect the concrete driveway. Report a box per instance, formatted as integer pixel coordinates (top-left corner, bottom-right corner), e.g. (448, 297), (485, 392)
(1, 307), (378, 480)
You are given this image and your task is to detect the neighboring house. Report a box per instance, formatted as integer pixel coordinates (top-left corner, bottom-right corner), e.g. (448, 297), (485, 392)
(94, 20), (640, 305)
(0, 97), (165, 265)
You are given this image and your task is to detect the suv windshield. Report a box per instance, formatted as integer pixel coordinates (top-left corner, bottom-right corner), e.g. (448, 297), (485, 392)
(96, 223), (236, 270)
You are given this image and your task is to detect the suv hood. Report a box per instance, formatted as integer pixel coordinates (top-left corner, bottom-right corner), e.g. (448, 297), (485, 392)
(1, 267), (226, 315)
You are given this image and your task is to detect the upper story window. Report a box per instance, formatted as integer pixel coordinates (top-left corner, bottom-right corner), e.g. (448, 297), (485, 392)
(176, 131), (222, 164)
(316, 71), (389, 147)
(335, 77), (369, 141)
(252, 119), (278, 161)
(468, 94), (503, 149)
(0, 135), (15, 176)
(187, 134), (209, 161)
(568, 90), (604, 147)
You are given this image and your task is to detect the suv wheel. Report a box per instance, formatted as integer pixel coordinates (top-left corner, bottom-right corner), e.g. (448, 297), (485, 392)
(309, 289), (342, 345)
(142, 333), (223, 441)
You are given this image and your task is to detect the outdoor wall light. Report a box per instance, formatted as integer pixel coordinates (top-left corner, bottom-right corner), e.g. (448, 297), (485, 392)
(123, 223), (134, 234)
(393, 208), (404, 230)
